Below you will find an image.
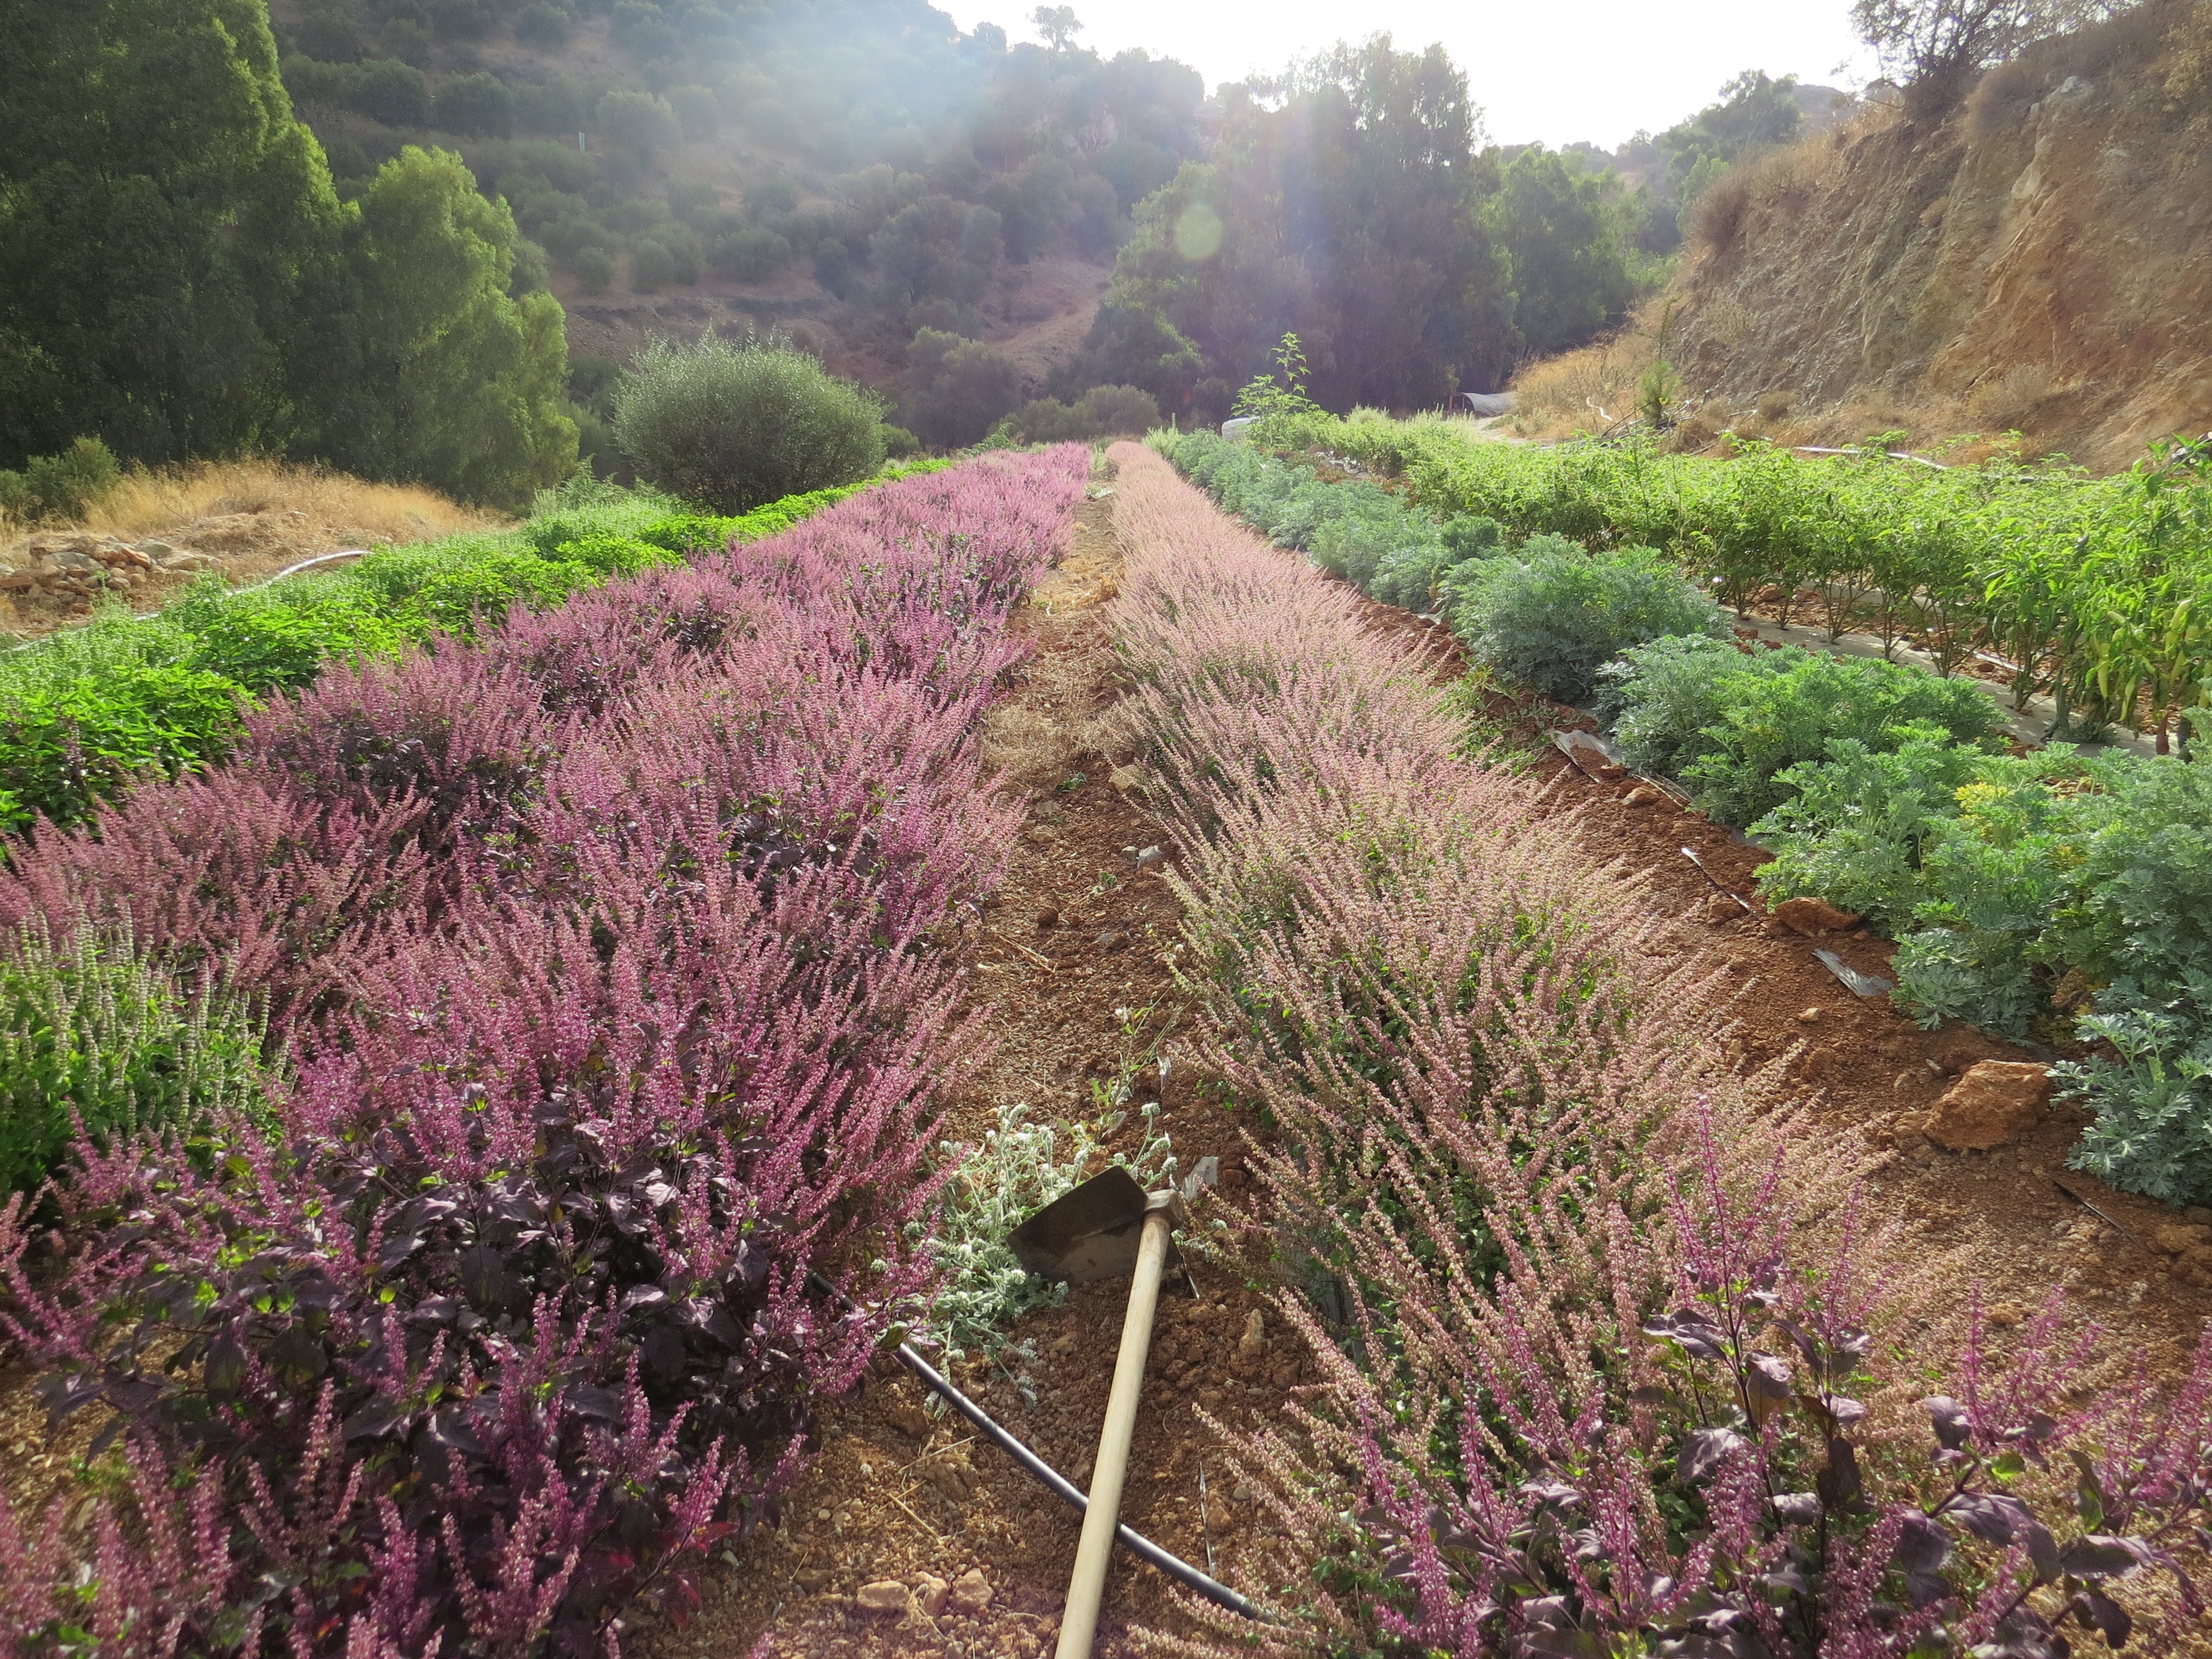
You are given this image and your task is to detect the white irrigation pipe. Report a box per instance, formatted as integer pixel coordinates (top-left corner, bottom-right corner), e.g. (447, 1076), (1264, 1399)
(1790, 445), (1949, 469)
(0, 547), (373, 657)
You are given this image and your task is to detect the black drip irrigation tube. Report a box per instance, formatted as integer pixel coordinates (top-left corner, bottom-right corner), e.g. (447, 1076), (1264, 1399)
(806, 1273), (1259, 1620)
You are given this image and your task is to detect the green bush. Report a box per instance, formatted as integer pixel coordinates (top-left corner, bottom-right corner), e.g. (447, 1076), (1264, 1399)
(176, 586), (411, 693)
(347, 57), (430, 126)
(431, 71), (513, 137)
(0, 437), (123, 524)
(0, 924), (274, 1198)
(1446, 540), (1726, 705)
(612, 333), (886, 513)
(572, 246), (616, 293)
(1006, 385), (1161, 444)
(629, 239), (676, 292)
(0, 665), (248, 834)
(901, 330), (1022, 449)
(514, 1), (573, 48)
(1600, 637), (2001, 826)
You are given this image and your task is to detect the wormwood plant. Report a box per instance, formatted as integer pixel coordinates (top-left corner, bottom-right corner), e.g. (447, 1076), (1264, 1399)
(1444, 537), (1727, 705)
(914, 1101), (1176, 1366)
(1600, 636), (2001, 827)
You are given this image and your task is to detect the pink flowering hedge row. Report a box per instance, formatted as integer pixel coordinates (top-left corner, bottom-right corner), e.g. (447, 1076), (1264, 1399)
(0, 448), (1089, 1657)
(1102, 441), (2212, 1659)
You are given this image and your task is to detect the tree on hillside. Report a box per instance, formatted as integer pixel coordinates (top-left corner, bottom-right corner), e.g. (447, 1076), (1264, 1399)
(1488, 148), (1644, 357)
(0, 1), (575, 505)
(1852, 0), (2135, 107)
(1658, 71), (1803, 205)
(901, 329), (1022, 447)
(0, 0), (351, 468)
(596, 88), (681, 166)
(869, 199), (1004, 335)
(1032, 7), (1082, 53)
(333, 148), (577, 509)
(1065, 36), (1516, 416)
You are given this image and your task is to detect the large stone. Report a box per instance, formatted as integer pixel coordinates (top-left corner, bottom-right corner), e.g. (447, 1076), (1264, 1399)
(949, 1569), (992, 1614)
(857, 1580), (912, 1615)
(2153, 1222), (2210, 1256)
(1771, 896), (1861, 935)
(1925, 1061), (2052, 1150)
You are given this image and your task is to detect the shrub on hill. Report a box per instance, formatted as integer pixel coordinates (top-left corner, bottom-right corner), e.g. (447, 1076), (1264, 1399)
(901, 329), (1023, 448)
(1004, 384), (1160, 444)
(0, 438), (122, 525)
(613, 333), (886, 512)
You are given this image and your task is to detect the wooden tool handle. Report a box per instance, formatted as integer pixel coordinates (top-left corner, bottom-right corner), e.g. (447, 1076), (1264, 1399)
(1055, 1196), (1175, 1659)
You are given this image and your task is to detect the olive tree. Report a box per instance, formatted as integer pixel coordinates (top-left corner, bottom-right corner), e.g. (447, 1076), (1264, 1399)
(612, 333), (886, 513)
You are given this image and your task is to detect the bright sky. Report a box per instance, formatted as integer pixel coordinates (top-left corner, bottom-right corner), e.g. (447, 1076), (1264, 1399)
(951, 0), (1879, 150)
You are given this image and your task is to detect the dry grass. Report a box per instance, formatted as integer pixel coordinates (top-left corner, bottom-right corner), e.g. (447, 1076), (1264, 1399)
(66, 458), (497, 545)
(0, 459), (500, 641)
(1505, 295), (1673, 439)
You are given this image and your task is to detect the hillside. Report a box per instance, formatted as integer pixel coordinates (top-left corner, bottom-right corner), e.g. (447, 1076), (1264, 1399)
(1646, 0), (2212, 469)
(265, 0), (1170, 414)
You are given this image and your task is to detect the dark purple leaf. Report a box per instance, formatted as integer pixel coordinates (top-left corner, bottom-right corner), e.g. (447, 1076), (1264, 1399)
(2071, 1588), (2131, 1646)
(2061, 1536), (2150, 1580)
(1678, 1427), (1746, 1484)
(1892, 1511), (1951, 1576)
(1817, 1437), (1863, 1509)
(1947, 1491), (2036, 1547)
(1923, 1395), (1971, 1451)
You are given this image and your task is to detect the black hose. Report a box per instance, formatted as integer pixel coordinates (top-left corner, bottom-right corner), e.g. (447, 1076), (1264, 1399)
(802, 1271), (1258, 1619)
(891, 1339), (1259, 1620)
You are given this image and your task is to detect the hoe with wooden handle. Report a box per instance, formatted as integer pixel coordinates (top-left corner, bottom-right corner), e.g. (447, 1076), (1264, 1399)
(1009, 1166), (1190, 1659)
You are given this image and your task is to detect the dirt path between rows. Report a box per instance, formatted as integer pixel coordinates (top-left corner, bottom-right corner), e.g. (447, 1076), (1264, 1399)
(640, 474), (1290, 1659)
(645, 463), (2212, 1659)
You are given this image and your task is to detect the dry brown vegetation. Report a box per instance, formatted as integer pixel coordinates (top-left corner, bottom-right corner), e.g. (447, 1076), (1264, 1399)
(49, 458), (495, 547)
(0, 459), (498, 639)
(1510, 0), (2212, 470)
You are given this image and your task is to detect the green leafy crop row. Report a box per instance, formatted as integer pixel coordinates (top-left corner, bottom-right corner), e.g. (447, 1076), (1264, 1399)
(0, 463), (948, 838)
(1169, 422), (2212, 1210)
(1285, 410), (2212, 754)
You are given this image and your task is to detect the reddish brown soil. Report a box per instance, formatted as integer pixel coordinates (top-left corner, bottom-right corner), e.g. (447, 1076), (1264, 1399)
(640, 474), (2212, 1659)
(633, 486), (1302, 1659)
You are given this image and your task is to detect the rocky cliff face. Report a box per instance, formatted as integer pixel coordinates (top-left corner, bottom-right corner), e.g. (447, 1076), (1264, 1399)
(1672, 0), (2212, 469)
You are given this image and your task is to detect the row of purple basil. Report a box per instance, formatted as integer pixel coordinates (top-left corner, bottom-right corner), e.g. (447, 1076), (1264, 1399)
(0, 449), (1091, 1656)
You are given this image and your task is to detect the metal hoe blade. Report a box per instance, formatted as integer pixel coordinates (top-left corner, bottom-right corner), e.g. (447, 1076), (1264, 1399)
(1010, 1165), (1152, 1284)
